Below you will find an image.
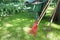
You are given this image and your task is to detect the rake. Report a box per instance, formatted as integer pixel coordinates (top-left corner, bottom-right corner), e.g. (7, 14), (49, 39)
(30, 0), (53, 37)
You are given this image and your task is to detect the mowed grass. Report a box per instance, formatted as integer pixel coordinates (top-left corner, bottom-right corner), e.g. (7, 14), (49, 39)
(0, 4), (60, 40)
(0, 12), (36, 40)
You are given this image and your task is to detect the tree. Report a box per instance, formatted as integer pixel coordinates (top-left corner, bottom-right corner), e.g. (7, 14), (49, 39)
(54, 1), (60, 24)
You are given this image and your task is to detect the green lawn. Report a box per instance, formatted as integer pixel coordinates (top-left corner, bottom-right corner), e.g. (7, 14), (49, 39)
(0, 4), (60, 40)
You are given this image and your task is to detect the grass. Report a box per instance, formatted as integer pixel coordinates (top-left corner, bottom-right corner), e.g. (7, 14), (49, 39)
(0, 3), (60, 40)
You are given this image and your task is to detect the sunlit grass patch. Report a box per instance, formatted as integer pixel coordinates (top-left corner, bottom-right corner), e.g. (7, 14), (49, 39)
(47, 32), (59, 40)
(3, 23), (13, 27)
(51, 23), (60, 29)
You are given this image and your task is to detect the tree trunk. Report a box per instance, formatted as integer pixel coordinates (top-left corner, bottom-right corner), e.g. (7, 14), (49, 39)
(54, 1), (60, 24)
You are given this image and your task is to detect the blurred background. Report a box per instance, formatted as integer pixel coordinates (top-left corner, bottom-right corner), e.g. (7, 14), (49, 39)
(0, 0), (60, 40)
